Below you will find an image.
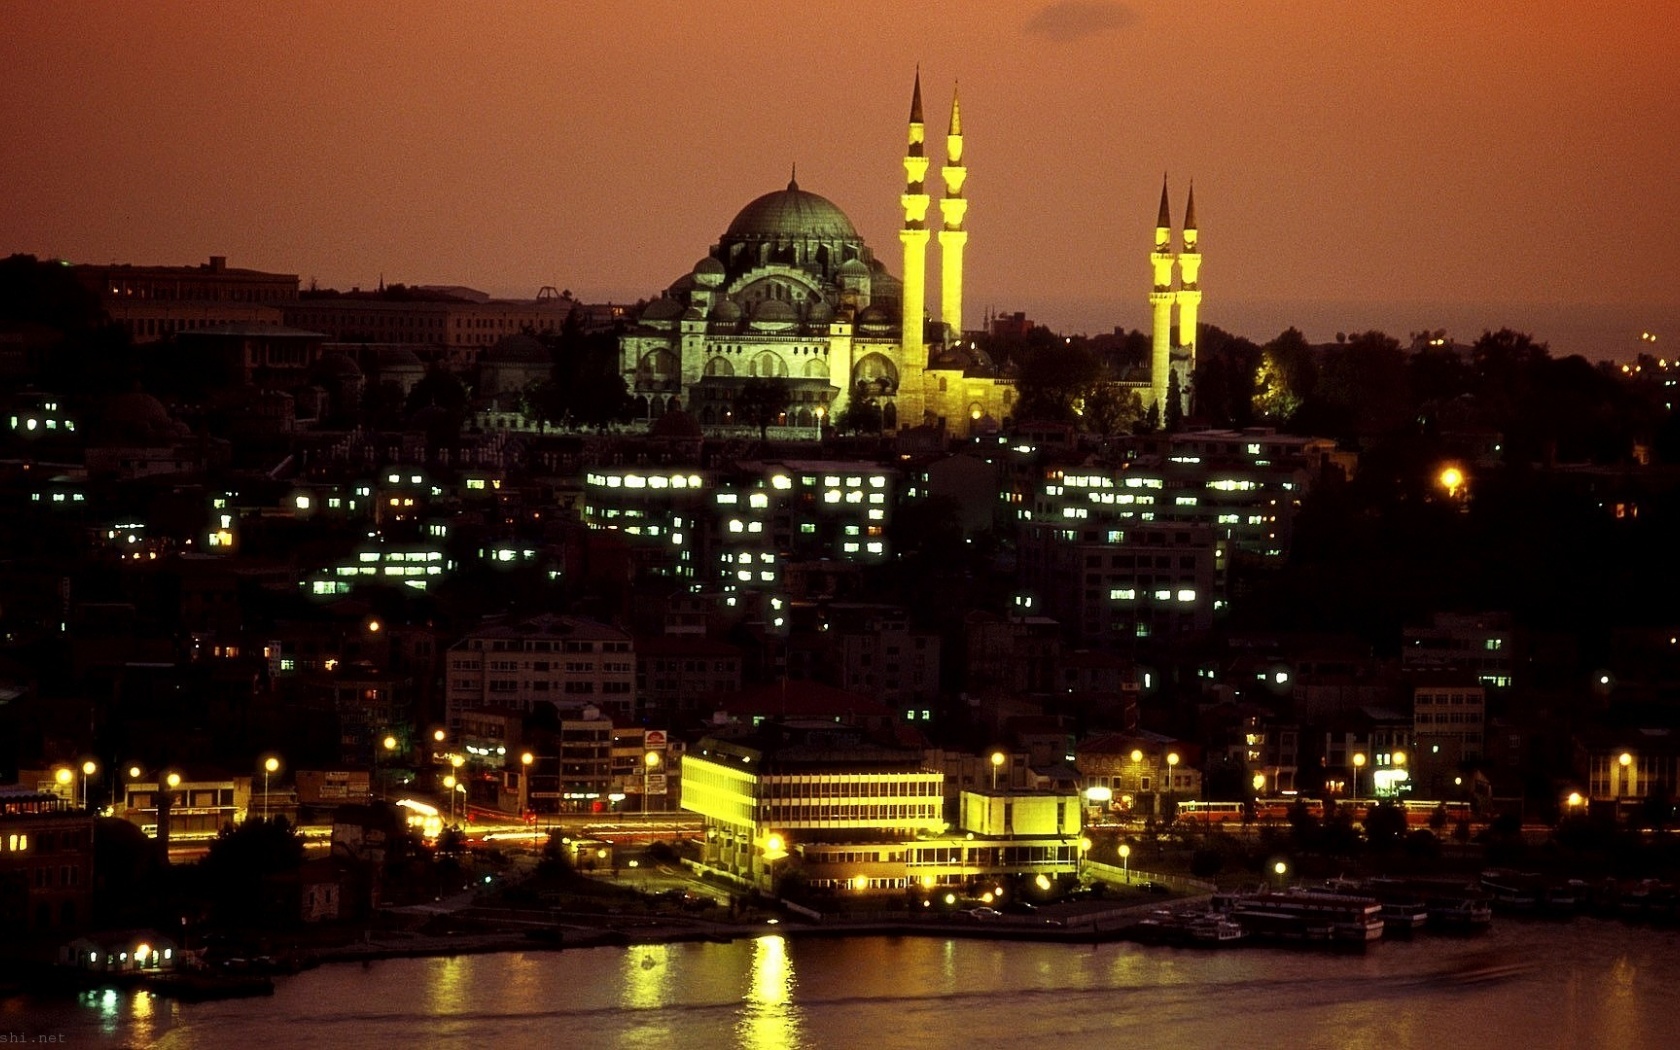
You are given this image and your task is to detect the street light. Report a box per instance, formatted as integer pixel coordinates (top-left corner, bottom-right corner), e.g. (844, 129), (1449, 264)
(1273, 860), (1288, 888)
(1166, 752), (1180, 810)
(644, 750), (661, 815)
(764, 832), (788, 895)
(443, 774), (457, 825)
(521, 752), (536, 842)
(1118, 842), (1131, 883)
(80, 761), (97, 810)
(1351, 753), (1366, 801)
(1078, 836), (1092, 879)
(262, 756), (280, 822)
(990, 751), (1005, 791)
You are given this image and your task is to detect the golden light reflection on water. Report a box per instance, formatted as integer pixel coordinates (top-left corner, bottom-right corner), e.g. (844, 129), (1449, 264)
(129, 989), (155, 1046)
(624, 944), (672, 1011)
(737, 935), (802, 1050)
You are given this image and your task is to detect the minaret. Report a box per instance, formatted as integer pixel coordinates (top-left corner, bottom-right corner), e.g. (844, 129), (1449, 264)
(900, 73), (931, 396)
(937, 84), (968, 340)
(1149, 175), (1176, 412)
(1175, 182), (1202, 381)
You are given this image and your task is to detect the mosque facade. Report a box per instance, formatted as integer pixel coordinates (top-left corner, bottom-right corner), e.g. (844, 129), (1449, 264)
(619, 75), (1200, 436)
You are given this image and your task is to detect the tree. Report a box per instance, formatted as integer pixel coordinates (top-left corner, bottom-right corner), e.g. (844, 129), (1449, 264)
(835, 397), (884, 434)
(1164, 369), (1185, 432)
(1082, 381), (1143, 441)
(1013, 342), (1100, 423)
(733, 378), (791, 440)
(1362, 801), (1408, 852)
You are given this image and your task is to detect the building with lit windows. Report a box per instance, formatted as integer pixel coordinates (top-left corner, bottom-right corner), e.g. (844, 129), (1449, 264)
(1410, 681), (1485, 799)
(1401, 612), (1515, 688)
(445, 614), (636, 727)
(0, 788), (94, 932)
(1019, 518), (1218, 643)
(1581, 734), (1679, 818)
(582, 459), (896, 594)
(682, 721), (1086, 894)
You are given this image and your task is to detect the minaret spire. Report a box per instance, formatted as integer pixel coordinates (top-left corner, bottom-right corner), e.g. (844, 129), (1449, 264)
(789, 162), (798, 191)
(1149, 175), (1177, 413)
(1175, 181), (1203, 409)
(899, 69), (932, 428)
(938, 82), (968, 339)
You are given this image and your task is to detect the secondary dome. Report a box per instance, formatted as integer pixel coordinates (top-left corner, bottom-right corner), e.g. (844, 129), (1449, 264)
(725, 178), (860, 241)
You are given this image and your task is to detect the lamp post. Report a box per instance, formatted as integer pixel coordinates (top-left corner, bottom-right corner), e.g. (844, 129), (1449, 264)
(443, 774), (457, 825)
(1273, 860), (1288, 889)
(521, 751), (536, 843)
(990, 751), (1005, 791)
(379, 734), (398, 798)
(1118, 842), (1131, 883)
(764, 833), (787, 896)
(448, 753), (464, 821)
(262, 756), (280, 822)
(1166, 752), (1180, 819)
(644, 750), (661, 815)
(1351, 752), (1366, 803)
(1077, 836), (1092, 880)
(54, 766), (72, 803)
(1618, 751), (1634, 801)
(80, 761), (97, 811)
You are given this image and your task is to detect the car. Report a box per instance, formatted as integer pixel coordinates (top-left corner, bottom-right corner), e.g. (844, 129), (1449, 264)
(1001, 900), (1038, 915)
(1145, 880), (1171, 894)
(966, 907), (1002, 919)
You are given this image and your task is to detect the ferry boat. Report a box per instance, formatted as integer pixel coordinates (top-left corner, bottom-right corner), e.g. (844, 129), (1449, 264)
(1366, 876), (1493, 932)
(1308, 880), (1428, 937)
(1225, 890), (1385, 945)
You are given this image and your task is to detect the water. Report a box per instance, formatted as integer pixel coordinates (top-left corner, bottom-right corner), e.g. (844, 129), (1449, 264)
(5, 920), (1677, 1049)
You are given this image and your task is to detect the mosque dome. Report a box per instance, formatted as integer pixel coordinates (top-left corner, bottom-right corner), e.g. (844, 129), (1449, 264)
(710, 299), (743, 323)
(640, 298), (685, 324)
(725, 178), (860, 241)
(749, 298), (798, 332)
(855, 304), (896, 333)
(692, 256), (726, 286)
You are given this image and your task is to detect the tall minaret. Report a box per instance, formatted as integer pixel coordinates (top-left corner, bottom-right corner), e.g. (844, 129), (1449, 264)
(900, 73), (932, 376)
(1175, 182), (1202, 382)
(937, 84), (968, 340)
(1149, 175), (1176, 412)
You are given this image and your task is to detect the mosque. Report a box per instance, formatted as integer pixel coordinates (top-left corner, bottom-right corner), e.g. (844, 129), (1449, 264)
(618, 75), (1201, 436)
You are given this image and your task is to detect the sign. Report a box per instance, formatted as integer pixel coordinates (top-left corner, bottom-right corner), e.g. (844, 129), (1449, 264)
(645, 730), (668, 750)
(645, 774), (668, 795)
(530, 791), (562, 799)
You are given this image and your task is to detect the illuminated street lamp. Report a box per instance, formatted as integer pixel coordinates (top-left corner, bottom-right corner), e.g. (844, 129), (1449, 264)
(1166, 752), (1180, 812)
(443, 774), (457, 825)
(166, 772), (181, 789)
(80, 761), (97, 810)
(1438, 465), (1465, 500)
(1118, 842), (1131, 883)
(764, 832), (788, 895)
(521, 752), (537, 843)
(1078, 836), (1092, 878)
(1351, 753), (1366, 801)
(644, 750), (661, 815)
(990, 751), (1005, 791)
(1273, 860), (1288, 888)
(262, 756), (280, 821)
(54, 767), (72, 798)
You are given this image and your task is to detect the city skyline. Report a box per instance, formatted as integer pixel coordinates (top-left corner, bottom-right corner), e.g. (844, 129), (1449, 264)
(3, 1), (1676, 357)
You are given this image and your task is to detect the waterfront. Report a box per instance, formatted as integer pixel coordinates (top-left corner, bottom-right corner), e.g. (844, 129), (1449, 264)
(5, 919), (1677, 1049)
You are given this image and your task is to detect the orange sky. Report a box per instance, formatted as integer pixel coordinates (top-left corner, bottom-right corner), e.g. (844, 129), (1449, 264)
(3, 1), (1676, 353)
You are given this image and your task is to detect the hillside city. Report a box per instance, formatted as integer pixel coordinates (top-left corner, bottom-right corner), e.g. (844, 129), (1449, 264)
(2, 239), (1678, 974)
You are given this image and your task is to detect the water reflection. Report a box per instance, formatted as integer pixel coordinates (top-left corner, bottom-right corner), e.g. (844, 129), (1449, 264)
(738, 934), (802, 1050)
(624, 944), (671, 1010)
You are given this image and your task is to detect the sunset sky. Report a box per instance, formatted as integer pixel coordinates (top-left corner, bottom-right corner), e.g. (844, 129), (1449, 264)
(4, 1), (1675, 356)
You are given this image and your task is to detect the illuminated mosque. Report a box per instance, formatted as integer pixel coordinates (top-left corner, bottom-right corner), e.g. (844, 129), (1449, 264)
(619, 74), (1200, 435)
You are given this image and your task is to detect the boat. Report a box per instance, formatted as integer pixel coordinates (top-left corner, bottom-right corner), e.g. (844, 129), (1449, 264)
(1305, 880), (1427, 937)
(1130, 908), (1247, 947)
(1225, 890), (1384, 945)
